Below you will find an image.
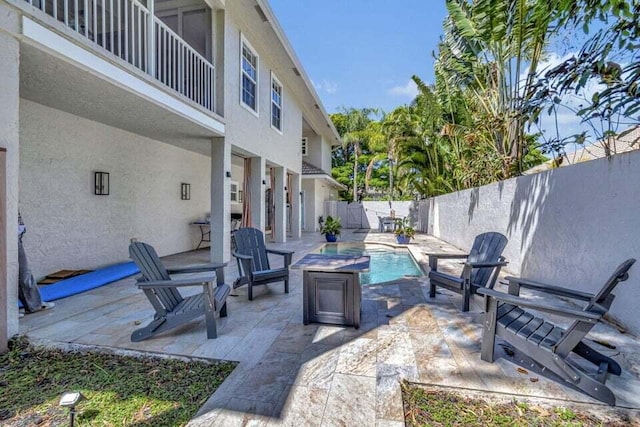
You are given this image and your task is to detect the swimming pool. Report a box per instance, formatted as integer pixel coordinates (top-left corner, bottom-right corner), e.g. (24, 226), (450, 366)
(315, 243), (423, 285)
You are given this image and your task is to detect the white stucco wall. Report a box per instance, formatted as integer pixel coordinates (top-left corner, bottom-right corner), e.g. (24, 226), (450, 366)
(19, 100), (212, 279)
(426, 151), (640, 333)
(222, 3), (303, 173)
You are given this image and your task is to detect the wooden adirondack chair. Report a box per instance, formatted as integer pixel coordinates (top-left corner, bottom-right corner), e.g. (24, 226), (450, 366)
(231, 227), (294, 301)
(427, 232), (508, 311)
(129, 241), (231, 342)
(477, 258), (636, 405)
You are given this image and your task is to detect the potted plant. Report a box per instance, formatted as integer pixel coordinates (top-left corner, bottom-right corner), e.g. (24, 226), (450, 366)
(320, 215), (342, 242)
(394, 217), (415, 244)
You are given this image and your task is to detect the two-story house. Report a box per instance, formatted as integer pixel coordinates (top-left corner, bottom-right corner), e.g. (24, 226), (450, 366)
(0, 0), (340, 348)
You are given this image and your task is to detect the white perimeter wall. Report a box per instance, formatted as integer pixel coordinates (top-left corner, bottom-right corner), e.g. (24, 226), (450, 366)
(425, 150), (640, 333)
(19, 100), (211, 278)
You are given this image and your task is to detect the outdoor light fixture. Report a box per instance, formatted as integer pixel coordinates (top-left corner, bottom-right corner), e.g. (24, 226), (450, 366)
(59, 391), (87, 427)
(181, 183), (191, 200)
(94, 172), (109, 195)
(262, 179), (266, 185)
(284, 186), (288, 191)
(226, 171), (232, 178)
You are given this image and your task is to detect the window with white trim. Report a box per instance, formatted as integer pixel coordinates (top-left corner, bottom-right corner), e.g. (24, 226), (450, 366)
(240, 36), (258, 113)
(230, 181), (240, 203)
(301, 137), (308, 156)
(271, 73), (283, 132)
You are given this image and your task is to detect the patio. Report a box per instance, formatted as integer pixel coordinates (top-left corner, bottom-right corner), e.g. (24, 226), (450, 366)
(19, 231), (640, 425)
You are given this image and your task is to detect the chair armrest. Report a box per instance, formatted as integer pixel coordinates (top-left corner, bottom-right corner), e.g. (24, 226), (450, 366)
(167, 262), (227, 274)
(266, 249), (295, 256)
(504, 276), (594, 301)
(466, 261), (508, 268)
(476, 288), (602, 322)
(137, 275), (216, 289)
(266, 249), (294, 267)
(425, 252), (469, 259)
(231, 251), (253, 261)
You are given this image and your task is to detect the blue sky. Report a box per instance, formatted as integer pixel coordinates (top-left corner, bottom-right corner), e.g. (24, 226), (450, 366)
(269, 0), (447, 114)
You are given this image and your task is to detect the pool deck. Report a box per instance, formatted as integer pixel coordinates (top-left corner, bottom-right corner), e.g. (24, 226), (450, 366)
(19, 230), (640, 425)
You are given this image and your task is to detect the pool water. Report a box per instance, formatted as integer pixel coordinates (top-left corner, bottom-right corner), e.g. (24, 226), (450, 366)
(316, 243), (423, 285)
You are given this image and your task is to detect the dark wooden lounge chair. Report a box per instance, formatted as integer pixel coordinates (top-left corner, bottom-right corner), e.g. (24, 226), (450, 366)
(478, 258), (636, 405)
(427, 232), (508, 311)
(231, 227), (294, 301)
(129, 241), (230, 342)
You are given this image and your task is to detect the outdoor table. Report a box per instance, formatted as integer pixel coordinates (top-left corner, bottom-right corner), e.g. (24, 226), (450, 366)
(292, 253), (370, 328)
(191, 222), (210, 249)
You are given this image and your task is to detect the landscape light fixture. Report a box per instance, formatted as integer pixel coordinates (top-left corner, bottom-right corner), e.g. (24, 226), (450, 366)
(59, 391), (87, 427)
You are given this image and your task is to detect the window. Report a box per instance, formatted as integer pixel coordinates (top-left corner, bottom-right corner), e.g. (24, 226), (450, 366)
(230, 181), (239, 203)
(301, 137), (308, 156)
(271, 73), (283, 132)
(240, 35), (258, 114)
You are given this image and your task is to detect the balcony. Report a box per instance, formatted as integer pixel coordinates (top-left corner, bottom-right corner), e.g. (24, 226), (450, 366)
(23, 0), (215, 113)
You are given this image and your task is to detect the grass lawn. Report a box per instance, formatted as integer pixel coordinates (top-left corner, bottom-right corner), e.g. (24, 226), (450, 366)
(0, 337), (237, 426)
(401, 381), (636, 427)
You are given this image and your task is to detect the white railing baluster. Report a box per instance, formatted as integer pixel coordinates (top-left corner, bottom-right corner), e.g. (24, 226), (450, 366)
(83, 0), (88, 36)
(123, 0), (128, 63)
(74, 0), (78, 30)
(109, 0), (113, 53)
(136, 5), (141, 68)
(63, 0), (67, 25)
(100, 0), (105, 47)
(92, 0), (97, 43)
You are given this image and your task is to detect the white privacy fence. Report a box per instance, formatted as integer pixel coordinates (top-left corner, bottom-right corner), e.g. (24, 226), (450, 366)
(25, 0), (215, 112)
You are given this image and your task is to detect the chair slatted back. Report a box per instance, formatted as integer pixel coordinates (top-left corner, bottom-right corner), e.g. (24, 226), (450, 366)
(129, 242), (183, 310)
(587, 258), (636, 311)
(467, 232), (508, 288)
(234, 228), (270, 272)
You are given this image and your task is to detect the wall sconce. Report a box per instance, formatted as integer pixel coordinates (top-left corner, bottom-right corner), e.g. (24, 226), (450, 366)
(299, 191), (303, 196)
(284, 186), (288, 191)
(181, 183), (191, 200)
(226, 171), (232, 178)
(262, 180), (266, 185)
(94, 172), (109, 195)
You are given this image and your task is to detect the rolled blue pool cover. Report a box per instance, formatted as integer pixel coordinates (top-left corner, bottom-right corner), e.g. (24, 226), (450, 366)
(19, 261), (140, 307)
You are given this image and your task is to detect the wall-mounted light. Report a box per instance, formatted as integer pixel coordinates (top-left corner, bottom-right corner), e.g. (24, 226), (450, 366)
(299, 191), (303, 196)
(94, 172), (109, 195)
(262, 179), (266, 185)
(181, 183), (191, 200)
(226, 171), (232, 178)
(284, 186), (288, 191)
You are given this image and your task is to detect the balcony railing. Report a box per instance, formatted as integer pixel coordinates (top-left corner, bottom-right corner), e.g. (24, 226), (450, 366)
(24, 0), (215, 112)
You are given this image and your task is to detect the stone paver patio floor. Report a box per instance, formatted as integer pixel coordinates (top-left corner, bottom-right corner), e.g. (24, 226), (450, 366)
(20, 231), (640, 426)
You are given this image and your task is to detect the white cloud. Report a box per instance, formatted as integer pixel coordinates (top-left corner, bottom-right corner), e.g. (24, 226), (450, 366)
(311, 79), (338, 95)
(323, 80), (338, 95)
(388, 80), (419, 99)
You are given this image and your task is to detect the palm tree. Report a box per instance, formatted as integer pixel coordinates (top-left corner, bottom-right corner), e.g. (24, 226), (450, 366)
(331, 108), (380, 201)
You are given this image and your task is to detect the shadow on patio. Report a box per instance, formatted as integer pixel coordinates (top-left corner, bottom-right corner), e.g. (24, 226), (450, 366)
(19, 231), (640, 426)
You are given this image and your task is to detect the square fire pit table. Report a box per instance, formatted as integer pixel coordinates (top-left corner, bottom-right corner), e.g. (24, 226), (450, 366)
(292, 253), (370, 328)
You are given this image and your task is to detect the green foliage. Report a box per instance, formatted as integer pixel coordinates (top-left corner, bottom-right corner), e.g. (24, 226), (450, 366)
(320, 215), (342, 236)
(394, 218), (416, 239)
(0, 336), (236, 426)
(401, 382), (615, 426)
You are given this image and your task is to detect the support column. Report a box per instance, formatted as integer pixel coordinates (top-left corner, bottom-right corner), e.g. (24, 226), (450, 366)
(210, 137), (231, 263)
(0, 31), (20, 352)
(273, 166), (287, 243)
(290, 173), (301, 239)
(249, 156), (265, 231)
